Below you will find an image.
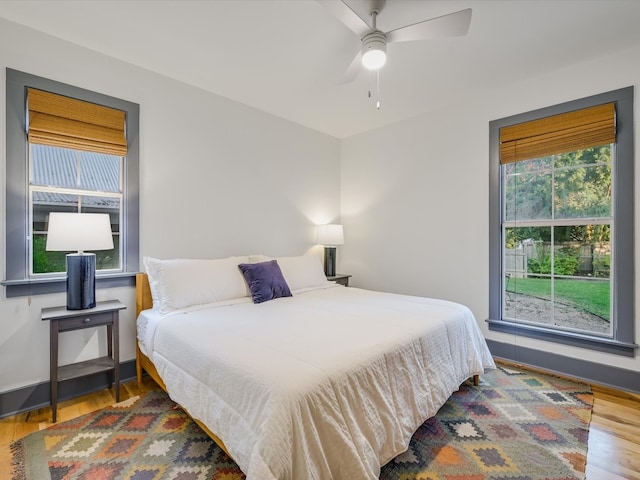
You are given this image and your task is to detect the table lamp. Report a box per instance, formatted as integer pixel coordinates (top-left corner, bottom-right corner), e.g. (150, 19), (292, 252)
(317, 224), (344, 277)
(46, 212), (114, 310)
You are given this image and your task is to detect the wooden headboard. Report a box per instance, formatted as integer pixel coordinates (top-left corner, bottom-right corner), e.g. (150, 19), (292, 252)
(136, 273), (153, 317)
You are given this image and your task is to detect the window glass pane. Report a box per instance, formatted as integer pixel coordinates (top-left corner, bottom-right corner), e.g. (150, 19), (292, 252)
(32, 194), (78, 232)
(504, 226), (553, 324)
(81, 195), (121, 270)
(553, 278), (611, 335)
(504, 159), (552, 221)
(554, 164), (612, 218)
(79, 152), (121, 192)
(32, 234), (120, 273)
(80, 195), (120, 215)
(505, 156), (553, 174)
(95, 238), (120, 270)
(31, 145), (122, 193)
(504, 225), (611, 336)
(31, 194), (121, 274)
(32, 233), (68, 274)
(554, 145), (611, 168)
(553, 225), (611, 279)
(504, 276), (553, 325)
(31, 144), (78, 188)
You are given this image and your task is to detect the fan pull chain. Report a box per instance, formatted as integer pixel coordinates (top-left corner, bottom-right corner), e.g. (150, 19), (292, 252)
(376, 70), (381, 110)
(366, 70), (381, 110)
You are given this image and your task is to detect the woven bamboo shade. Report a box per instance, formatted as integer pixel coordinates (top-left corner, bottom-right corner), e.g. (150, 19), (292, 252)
(499, 103), (615, 164)
(27, 88), (127, 156)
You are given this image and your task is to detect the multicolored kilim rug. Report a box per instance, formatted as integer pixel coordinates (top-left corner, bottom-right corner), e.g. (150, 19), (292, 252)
(380, 365), (593, 480)
(11, 365), (593, 480)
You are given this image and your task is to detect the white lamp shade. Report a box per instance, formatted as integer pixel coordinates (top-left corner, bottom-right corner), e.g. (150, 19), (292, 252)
(46, 212), (114, 252)
(317, 224), (344, 246)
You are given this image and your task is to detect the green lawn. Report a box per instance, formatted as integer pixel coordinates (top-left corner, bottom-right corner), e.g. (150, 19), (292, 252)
(506, 276), (610, 321)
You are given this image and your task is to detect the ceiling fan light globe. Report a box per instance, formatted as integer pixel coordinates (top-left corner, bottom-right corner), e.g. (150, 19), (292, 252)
(361, 32), (387, 70)
(362, 49), (386, 70)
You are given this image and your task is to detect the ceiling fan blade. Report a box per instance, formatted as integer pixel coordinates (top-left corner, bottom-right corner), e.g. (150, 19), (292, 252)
(386, 8), (472, 43)
(339, 50), (363, 84)
(318, 0), (372, 38)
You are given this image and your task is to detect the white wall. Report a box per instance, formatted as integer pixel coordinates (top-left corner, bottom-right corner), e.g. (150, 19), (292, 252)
(0, 18), (341, 394)
(340, 43), (640, 374)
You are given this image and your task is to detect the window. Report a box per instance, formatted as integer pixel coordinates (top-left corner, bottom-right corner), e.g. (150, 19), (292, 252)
(488, 87), (636, 357)
(4, 68), (139, 297)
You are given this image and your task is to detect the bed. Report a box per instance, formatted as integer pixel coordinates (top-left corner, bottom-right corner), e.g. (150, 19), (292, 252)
(135, 255), (495, 479)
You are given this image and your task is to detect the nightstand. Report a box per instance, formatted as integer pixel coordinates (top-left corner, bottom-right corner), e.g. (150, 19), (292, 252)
(327, 273), (351, 287)
(42, 299), (126, 422)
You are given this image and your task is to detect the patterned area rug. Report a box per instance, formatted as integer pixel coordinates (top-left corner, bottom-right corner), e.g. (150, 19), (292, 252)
(11, 365), (593, 480)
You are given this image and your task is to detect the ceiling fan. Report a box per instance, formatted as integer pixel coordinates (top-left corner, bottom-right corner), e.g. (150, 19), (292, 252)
(319, 0), (472, 83)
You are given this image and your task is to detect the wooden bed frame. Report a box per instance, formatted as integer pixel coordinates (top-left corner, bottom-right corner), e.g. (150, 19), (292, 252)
(134, 272), (480, 461)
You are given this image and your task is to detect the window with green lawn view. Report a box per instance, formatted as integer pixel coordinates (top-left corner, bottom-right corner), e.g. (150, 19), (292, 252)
(488, 87), (635, 356)
(503, 146), (612, 336)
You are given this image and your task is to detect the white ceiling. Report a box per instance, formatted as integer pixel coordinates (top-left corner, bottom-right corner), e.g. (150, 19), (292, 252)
(2, 0), (640, 138)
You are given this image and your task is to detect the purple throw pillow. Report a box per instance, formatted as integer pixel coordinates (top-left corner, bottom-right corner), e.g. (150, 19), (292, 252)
(238, 260), (292, 304)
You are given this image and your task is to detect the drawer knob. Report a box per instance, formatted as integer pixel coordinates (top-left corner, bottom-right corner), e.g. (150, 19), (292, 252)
(84, 318), (91, 323)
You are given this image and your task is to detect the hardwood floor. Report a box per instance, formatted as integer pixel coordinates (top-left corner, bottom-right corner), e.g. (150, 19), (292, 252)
(1, 372), (639, 479)
(587, 384), (640, 479)
(0, 377), (159, 480)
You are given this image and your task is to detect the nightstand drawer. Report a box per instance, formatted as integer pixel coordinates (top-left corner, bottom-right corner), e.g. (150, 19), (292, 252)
(57, 312), (114, 332)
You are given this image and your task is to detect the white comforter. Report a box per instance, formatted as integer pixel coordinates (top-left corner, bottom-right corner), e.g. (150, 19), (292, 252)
(140, 285), (495, 480)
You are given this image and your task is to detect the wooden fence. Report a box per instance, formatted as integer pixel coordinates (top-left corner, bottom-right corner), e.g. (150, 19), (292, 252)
(505, 241), (610, 278)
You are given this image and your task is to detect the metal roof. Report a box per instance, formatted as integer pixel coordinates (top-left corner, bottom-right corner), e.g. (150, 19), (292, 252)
(31, 144), (120, 192)
(31, 144), (121, 208)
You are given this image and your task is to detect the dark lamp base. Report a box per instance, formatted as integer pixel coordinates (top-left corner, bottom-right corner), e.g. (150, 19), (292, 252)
(66, 254), (96, 310)
(324, 247), (337, 277)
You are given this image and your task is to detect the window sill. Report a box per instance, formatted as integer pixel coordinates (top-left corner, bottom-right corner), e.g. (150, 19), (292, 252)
(487, 318), (638, 357)
(2, 272), (137, 298)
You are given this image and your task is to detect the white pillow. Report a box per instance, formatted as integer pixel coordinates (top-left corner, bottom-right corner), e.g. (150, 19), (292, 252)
(276, 255), (329, 290)
(143, 256), (250, 313)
